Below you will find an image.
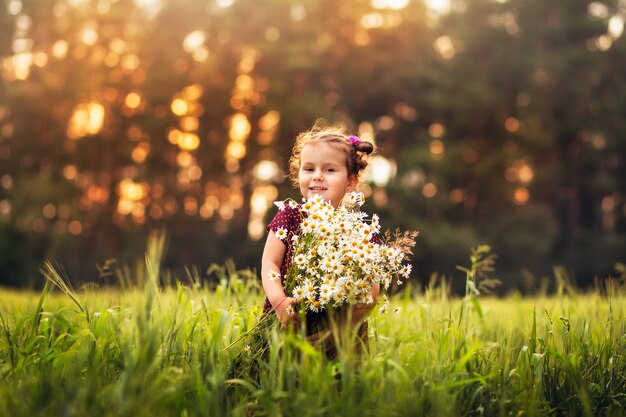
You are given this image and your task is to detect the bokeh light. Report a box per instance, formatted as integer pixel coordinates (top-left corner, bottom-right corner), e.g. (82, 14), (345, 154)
(254, 160), (280, 182)
(422, 183), (438, 198)
(67, 101), (105, 139)
(424, 0), (451, 14)
(364, 156), (397, 187)
(1, 0), (624, 289)
(513, 187), (530, 205)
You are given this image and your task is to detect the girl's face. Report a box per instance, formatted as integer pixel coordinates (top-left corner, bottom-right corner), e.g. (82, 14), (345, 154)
(298, 142), (357, 208)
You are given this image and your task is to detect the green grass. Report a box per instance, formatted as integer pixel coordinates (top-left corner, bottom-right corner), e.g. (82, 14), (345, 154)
(0, 255), (625, 416)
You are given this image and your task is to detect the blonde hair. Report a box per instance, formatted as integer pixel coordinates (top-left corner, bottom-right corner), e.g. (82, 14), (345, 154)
(288, 122), (375, 188)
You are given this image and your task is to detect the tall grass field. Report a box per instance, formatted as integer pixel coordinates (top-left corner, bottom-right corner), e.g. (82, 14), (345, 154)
(0, 241), (625, 416)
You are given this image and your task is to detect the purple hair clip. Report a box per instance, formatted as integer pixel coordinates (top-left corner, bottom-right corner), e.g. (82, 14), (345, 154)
(347, 135), (361, 146)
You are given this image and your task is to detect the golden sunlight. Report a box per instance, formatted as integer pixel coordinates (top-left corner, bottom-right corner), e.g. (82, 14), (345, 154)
(424, 0), (451, 14)
(371, 0), (409, 10)
(236, 74), (254, 91)
(168, 128), (182, 144)
(259, 110), (280, 131)
(248, 184), (279, 240)
(67, 101), (105, 139)
(182, 84), (204, 101)
(518, 164), (534, 184)
(225, 141), (246, 160)
(216, 0), (235, 8)
(86, 185), (109, 204)
(52, 40), (69, 59)
(118, 178), (146, 201)
(80, 22), (98, 46)
(505, 160), (533, 184)
(9, 53), (32, 80)
(183, 30), (206, 53)
(361, 13), (384, 29)
(0, 200), (11, 218)
(428, 123), (446, 138)
(434, 36), (455, 59)
(7, 0), (22, 15)
(513, 187), (530, 205)
(125, 92), (142, 109)
(608, 15), (624, 39)
(364, 156), (397, 187)
(171, 98), (189, 117)
(121, 54), (140, 73)
(257, 110), (280, 144)
(134, 0), (163, 13)
(253, 160), (280, 182)
(422, 183), (438, 198)
(429, 140), (445, 160)
(229, 113), (251, 142)
(178, 133), (200, 151)
(176, 151), (195, 168)
(180, 116), (199, 132)
(504, 117), (520, 133)
(131, 143), (150, 163)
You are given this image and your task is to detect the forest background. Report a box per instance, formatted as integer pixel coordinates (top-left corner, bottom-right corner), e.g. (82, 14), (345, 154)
(1, 0), (625, 293)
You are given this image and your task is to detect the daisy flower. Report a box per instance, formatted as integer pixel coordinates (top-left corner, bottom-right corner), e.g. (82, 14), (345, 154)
(319, 293), (330, 305)
(306, 297), (321, 312)
(294, 253), (308, 268)
(332, 289), (346, 305)
(319, 283), (332, 296)
(292, 285), (305, 300)
(399, 264), (412, 278)
(301, 219), (312, 233)
(320, 256), (339, 273)
(346, 292), (357, 304)
(274, 227), (288, 240)
(310, 194), (325, 205)
(268, 270), (281, 282)
(302, 278), (316, 298)
(371, 213), (380, 228)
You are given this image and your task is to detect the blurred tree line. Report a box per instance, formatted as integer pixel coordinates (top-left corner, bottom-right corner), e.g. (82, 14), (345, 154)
(0, 0), (625, 292)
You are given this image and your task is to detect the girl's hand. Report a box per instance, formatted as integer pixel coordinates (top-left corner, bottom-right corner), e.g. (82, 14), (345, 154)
(350, 302), (375, 327)
(274, 297), (299, 328)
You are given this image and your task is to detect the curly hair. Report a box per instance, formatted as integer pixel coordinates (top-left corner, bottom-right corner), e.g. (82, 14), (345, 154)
(288, 121), (375, 188)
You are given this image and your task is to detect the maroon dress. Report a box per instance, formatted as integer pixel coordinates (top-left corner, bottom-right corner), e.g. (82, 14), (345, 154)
(263, 204), (302, 314)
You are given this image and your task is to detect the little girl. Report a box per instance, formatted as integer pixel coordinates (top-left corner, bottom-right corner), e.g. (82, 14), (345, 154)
(261, 123), (378, 356)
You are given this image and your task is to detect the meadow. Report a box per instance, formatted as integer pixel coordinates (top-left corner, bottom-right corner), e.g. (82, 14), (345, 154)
(0, 243), (625, 417)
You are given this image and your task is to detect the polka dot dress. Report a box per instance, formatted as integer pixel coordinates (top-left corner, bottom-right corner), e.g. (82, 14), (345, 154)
(263, 205), (303, 313)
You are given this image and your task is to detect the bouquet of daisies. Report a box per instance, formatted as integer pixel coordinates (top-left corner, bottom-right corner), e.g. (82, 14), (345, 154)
(272, 192), (416, 320)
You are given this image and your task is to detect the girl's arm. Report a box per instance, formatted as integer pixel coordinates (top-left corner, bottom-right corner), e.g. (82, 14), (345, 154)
(261, 233), (297, 326)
